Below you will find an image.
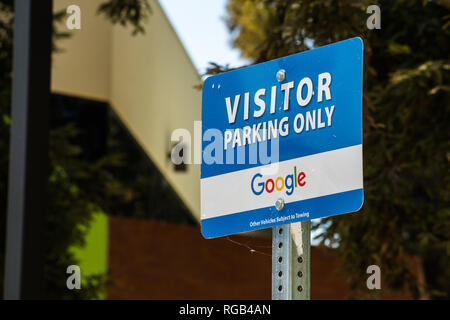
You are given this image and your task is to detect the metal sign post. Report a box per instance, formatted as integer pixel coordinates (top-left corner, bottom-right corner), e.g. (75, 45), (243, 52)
(272, 221), (310, 300)
(4, 0), (52, 299)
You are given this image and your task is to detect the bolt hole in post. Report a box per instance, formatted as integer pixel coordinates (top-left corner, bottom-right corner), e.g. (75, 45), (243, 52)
(273, 222), (310, 300)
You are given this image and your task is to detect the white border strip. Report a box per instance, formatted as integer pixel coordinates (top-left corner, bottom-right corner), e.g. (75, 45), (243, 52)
(201, 144), (363, 220)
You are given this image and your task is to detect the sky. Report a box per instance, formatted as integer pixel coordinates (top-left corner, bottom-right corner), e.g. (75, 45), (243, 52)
(158, 0), (250, 75)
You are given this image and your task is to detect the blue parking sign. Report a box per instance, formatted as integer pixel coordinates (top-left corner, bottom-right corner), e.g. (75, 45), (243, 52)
(201, 37), (364, 238)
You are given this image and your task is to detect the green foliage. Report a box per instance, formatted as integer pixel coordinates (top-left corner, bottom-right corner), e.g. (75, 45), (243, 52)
(97, 0), (152, 35)
(45, 124), (115, 299)
(226, 0), (450, 298)
(52, 9), (73, 53)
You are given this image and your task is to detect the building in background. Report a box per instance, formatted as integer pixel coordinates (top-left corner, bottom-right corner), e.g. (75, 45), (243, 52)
(52, 0), (202, 223)
(49, 0), (203, 297)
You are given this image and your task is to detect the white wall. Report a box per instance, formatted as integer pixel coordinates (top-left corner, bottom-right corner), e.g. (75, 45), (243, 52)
(52, 0), (111, 101)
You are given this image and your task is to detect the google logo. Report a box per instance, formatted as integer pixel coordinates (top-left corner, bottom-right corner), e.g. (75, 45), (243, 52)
(251, 167), (306, 196)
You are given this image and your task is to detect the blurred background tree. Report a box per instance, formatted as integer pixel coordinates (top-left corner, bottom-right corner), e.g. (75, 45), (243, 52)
(225, 0), (450, 299)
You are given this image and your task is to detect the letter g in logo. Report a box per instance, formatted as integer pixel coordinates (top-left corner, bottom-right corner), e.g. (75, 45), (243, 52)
(251, 173), (265, 195)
